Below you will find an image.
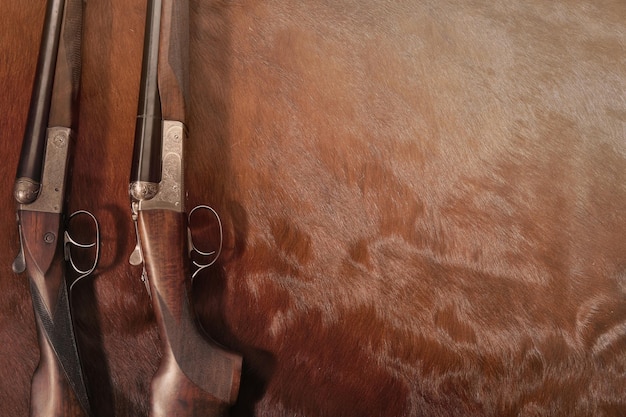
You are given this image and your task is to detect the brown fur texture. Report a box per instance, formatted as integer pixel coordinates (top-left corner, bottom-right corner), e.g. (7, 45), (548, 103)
(2, 0), (625, 416)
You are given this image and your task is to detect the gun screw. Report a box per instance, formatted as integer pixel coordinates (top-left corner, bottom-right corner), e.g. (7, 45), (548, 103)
(44, 232), (56, 244)
(53, 132), (67, 147)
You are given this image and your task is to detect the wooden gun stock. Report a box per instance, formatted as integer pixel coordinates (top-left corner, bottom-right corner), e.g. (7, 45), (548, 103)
(138, 209), (241, 417)
(19, 210), (89, 417)
(31, 321), (85, 417)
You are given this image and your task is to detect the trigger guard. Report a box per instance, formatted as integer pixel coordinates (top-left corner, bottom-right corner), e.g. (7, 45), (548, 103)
(188, 205), (223, 277)
(65, 210), (101, 286)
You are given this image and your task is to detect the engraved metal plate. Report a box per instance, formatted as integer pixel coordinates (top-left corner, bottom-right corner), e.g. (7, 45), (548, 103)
(17, 127), (71, 214)
(137, 120), (185, 213)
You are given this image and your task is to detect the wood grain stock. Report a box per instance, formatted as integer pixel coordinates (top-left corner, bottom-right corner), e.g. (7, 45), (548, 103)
(138, 209), (241, 417)
(30, 315), (85, 417)
(20, 210), (88, 417)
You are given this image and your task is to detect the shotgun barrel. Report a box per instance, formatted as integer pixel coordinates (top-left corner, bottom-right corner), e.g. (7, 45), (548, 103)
(15, 0), (66, 204)
(130, 0), (163, 199)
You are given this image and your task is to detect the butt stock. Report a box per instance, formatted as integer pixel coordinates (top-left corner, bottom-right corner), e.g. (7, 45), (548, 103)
(138, 210), (241, 416)
(19, 210), (91, 417)
(30, 318), (86, 417)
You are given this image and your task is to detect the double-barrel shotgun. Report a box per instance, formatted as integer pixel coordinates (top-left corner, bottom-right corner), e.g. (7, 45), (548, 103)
(13, 0), (99, 416)
(128, 0), (242, 415)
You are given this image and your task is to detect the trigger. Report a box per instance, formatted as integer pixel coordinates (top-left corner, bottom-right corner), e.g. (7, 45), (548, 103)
(12, 223), (26, 274)
(129, 245), (143, 266)
(12, 247), (26, 274)
(129, 211), (144, 266)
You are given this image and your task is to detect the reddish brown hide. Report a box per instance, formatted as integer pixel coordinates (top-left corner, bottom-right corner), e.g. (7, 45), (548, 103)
(2, 1), (626, 416)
